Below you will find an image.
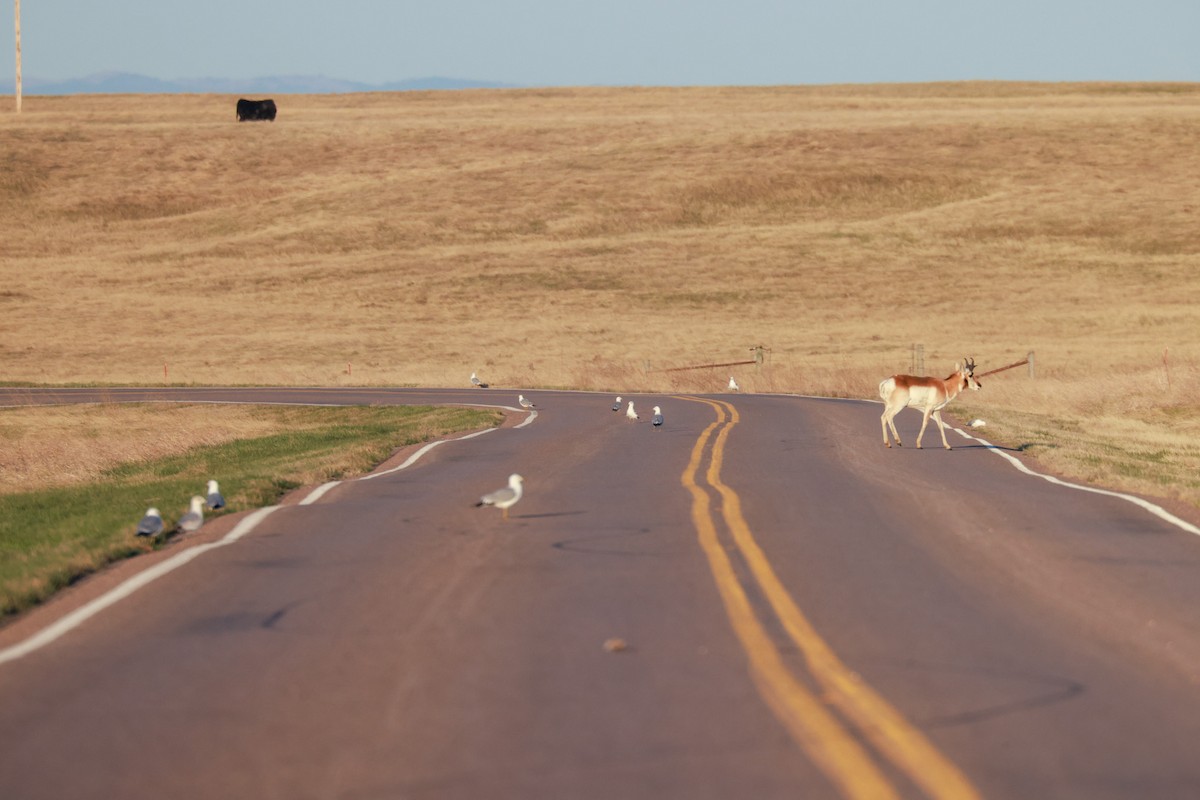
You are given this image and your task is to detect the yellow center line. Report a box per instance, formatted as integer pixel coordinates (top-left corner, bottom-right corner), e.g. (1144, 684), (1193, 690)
(678, 399), (899, 800)
(679, 395), (982, 800)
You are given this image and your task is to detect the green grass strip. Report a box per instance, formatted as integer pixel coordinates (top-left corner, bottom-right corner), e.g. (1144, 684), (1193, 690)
(0, 404), (500, 616)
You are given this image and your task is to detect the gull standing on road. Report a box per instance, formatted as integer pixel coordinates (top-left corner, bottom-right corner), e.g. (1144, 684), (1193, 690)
(475, 474), (524, 520)
(518, 394), (535, 409)
(177, 496), (205, 533)
(205, 479), (226, 510)
(611, 396), (622, 412)
(135, 507), (164, 538)
(652, 406), (664, 427)
(626, 400), (639, 421)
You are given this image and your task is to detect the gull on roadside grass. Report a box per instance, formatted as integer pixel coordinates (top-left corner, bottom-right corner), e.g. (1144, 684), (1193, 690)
(475, 474), (524, 520)
(652, 406), (664, 427)
(518, 394), (535, 409)
(177, 496), (205, 533)
(967, 419), (987, 428)
(728, 376), (740, 392)
(136, 507), (164, 538)
(470, 372), (482, 388)
(205, 479), (226, 510)
(611, 396), (622, 412)
(626, 400), (639, 421)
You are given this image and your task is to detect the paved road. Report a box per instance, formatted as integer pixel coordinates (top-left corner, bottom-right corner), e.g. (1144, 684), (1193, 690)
(1, 387), (1199, 799)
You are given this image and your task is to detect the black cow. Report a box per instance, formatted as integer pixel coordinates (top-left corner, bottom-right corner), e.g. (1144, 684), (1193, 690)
(236, 98), (277, 122)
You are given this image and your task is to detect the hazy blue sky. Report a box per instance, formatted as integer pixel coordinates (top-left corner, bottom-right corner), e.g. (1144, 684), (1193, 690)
(3, 1), (1198, 86)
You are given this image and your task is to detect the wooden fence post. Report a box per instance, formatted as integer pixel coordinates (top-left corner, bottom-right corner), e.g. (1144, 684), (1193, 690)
(911, 344), (925, 376)
(14, 0), (21, 113)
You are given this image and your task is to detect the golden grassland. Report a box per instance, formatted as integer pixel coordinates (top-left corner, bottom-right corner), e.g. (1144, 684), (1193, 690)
(2, 83), (1199, 508)
(0, 403), (286, 493)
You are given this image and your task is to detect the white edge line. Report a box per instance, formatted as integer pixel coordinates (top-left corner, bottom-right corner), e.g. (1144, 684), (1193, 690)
(791, 392), (1200, 539)
(0, 403), (538, 664)
(950, 425), (1200, 537)
(360, 403), (532, 480)
(299, 481), (342, 505)
(359, 426), (496, 481)
(0, 505), (279, 665)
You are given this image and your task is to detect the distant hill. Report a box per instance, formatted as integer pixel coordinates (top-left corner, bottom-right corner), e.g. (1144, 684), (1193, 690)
(3, 72), (518, 95)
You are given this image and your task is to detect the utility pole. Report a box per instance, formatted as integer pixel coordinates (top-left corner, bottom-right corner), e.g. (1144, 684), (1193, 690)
(14, 0), (21, 112)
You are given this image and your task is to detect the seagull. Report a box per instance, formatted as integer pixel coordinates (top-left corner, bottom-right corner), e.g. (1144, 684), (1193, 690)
(177, 496), (205, 533)
(728, 376), (740, 392)
(135, 507), (164, 538)
(205, 479), (225, 510)
(611, 396), (622, 412)
(652, 406), (664, 427)
(518, 394), (535, 409)
(475, 473), (524, 520)
(967, 419), (987, 428)
(626, 400), (639, 421)
(470, 372), (482, 388)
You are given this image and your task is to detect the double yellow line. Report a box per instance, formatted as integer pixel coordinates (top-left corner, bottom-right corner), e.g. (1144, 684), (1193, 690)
(678, 396), (980, 800)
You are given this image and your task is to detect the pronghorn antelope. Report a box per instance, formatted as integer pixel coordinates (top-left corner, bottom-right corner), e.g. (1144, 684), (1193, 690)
(880, 358), (980, 450)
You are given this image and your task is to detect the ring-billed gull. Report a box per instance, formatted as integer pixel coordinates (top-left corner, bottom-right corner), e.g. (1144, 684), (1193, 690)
(518, 394), (535, 409)
(205, 479), (226, 510)
(625, 400), (638, 421)
(475, 473), (524, 520)
(652, 406), (664, 427)
(177, 496), (205, 533)
(136, 507), (164, 538)
(470, 372), (482, 388)
(728, 376), (740, 391)
(611, 396), (622, 412)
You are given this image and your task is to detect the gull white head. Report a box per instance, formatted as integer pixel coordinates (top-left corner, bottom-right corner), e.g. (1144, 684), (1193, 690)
(626, 400), (638, 420)
(136, 507), (164, 537)
(205, 479), (226, 509)
(476, 473), (524, 519)
(177, 495), (206, 532)
(728, 376), (739, 391)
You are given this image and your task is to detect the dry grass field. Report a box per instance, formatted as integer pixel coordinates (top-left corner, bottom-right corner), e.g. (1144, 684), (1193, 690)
(0, 404), (288, 493)
(2, 83), (1199, 508)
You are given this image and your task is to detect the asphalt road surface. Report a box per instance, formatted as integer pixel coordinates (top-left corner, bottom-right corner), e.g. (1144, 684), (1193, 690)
(2, 387), (1200, 799)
